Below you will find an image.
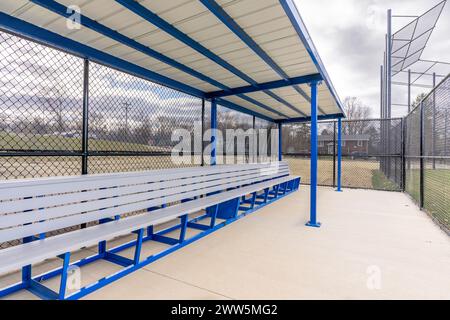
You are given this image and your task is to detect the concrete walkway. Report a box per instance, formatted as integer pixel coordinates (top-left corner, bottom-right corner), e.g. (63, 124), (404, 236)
(2, 186), (449, 299)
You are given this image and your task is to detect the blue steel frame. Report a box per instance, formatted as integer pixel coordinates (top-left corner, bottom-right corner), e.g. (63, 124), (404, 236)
(35, 0), (293, 120)
(0, 176), (301, 300)
(206, 74), (323, 99)
(0, 13), (283, 122)
(0, 2), (345, 121)
(0, 0), (348, 299)
(199, 0), (319, 117)
(336, 118), (343, 192)
(277, 113), (344, 124)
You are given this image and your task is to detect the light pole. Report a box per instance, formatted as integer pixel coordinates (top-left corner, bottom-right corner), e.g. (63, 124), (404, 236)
(122, 102), (131, 137)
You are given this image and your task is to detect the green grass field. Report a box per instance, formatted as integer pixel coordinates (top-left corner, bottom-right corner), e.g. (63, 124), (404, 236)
(405, 168), (450, 230)
(371, 170), (400, 190)
(284, 156), (401, 191)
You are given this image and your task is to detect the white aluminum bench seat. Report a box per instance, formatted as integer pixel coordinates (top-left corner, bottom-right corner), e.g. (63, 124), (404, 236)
(0, 175), (296, 275)
(0, 161), (300, 299)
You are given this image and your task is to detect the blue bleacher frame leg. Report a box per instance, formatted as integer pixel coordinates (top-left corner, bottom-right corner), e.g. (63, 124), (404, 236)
(98, 217), (115, 254)
(281, 182), (286, 192)
(179, 214), (188, 243)
(98, 240), (107, 255)
(209, 204), (218, 228)
(264, 187), (270, 203)
(133, 229), (144, 264)
(21, 234), (34, 285)
(250, 192), (257, 209)
(147, 225), (154, 238)
(272, 185), (279, 199)
(0, 177), (301, 300)
(22, 251), (72, 300)
(233, 197), (241, 217)
(295, 179), (299, 190)
(286, 180), (294, 192)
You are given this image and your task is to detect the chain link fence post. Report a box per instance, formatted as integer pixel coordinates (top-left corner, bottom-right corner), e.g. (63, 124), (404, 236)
(401, 117), (406, 191)
(333, 121), (336, 188)
(419, 101), (425, 209)
(80, 59), (89, 229)
(201, 98), (205, 167)
(81, 59), (89, 175)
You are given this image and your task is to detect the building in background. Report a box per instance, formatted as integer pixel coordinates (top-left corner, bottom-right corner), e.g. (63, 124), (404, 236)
(319, 134), (370, 156)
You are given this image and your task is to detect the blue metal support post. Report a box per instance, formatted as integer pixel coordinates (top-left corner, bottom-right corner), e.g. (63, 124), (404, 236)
(211, 98), (217, 165)
(58, 252), (71, 300)
(306, 81), (321, 228)
(278, 122), (282, 161)
(336, 117), (342, 192)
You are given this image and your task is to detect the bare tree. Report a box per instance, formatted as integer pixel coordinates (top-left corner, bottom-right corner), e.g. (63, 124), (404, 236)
(342, 97), (372, 135)
(42, 87), (65, 133)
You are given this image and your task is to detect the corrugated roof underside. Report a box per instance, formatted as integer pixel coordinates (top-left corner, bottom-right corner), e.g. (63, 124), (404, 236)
(0, 0), (342, 120)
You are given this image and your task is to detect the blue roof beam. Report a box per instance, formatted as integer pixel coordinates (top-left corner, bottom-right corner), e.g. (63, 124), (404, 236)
(237, 95), (287, 119)
(215, 98), (275, 122)
(115, 0), (292, 118)
(263, 90), (307, 117)
(119, 0), (306, 118)
(292, 86), (327, 115)
(199, 0), (319, 116)
(198, 0), (289, 81)
(115, 0), (259, 87)
(206, 73), (322, 98)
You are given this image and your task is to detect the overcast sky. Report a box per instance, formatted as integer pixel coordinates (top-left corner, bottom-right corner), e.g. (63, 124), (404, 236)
(295, 0), (450, 117)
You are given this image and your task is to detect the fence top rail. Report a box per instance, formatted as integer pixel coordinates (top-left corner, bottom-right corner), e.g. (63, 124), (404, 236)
(406, 73), (450, 117)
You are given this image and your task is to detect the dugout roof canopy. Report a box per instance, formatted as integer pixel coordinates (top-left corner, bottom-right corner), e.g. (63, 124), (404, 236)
(0, 0), (345, 122)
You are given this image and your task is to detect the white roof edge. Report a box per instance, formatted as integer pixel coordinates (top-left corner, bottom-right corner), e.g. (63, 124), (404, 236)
(280, 0), (345, 118)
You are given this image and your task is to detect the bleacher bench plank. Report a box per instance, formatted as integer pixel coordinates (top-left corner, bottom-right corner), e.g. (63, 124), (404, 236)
(0, 162), (300, 299)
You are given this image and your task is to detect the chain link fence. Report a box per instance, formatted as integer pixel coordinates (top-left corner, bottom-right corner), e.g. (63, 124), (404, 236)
(0, 30), (84, 180)
(0, 28), (279, 178)
(405, 75), (450, 232)
(203, 104), (278, 165)
(0, 29), (205, 180)
(88, 62), (204, 173)
(0, 29), (206, 248)
(0, 29), (279, 248)
(282, 118), (403, 191)
(282, 122), (334, 186)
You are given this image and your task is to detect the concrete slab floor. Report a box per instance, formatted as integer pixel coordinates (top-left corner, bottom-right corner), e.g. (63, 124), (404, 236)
(1, 186), (449, 300)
